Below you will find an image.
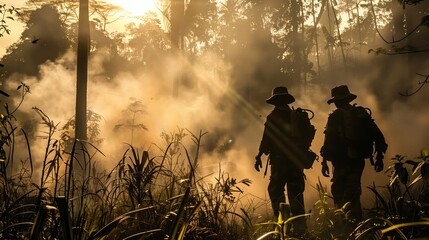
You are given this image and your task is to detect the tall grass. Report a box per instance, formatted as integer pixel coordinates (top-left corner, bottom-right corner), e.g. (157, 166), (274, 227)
(357, 152), (429, 239)
(0, 91), (254, 239)
(1, 85), (429, 239)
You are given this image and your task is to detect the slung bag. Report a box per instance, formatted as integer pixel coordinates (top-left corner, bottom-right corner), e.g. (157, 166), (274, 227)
(343, 104), (375, 159)
(291, 108), (317, 169)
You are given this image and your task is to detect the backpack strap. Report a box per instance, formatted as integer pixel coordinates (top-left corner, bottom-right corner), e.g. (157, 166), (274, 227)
(293, 107), (315, 120)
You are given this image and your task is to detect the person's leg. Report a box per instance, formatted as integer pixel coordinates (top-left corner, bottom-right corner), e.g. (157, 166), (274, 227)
(331, 164), (350, 238)
(331, 166), (346, 208)
(286, 173), (306, 236)
(331, 160), (365, 238)
(343, 160), (365, 223)
(268, 166), (287, 218)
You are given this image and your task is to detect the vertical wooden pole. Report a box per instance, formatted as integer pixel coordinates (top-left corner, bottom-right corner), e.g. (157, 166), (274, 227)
(76, 0), (89, 142)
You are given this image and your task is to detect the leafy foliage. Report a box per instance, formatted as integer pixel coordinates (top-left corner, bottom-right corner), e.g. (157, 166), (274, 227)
(1, 0), (429, 239)
(61, 109), (104, 151)
(0, 4), (20, 37)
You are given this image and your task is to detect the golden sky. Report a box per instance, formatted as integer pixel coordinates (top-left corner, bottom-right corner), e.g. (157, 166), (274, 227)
(0, 0), (160, 56)
(108, 0), (159, 16)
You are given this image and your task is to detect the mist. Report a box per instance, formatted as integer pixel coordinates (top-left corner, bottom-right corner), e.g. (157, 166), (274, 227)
(1, 1), (429, 219)
(3, 44), (428, 214)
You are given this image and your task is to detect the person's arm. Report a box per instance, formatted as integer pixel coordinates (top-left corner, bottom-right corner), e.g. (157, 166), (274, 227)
(254, 154), (263, 172)
(320, 113), (337, 161)
(255, 117), (271, 172)
(320, 121), (332, 177)
(320, 111), (343, 177)
(321, 158), (330, 177)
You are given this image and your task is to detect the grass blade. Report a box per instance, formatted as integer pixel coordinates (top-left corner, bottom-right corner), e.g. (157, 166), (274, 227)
(29, 205), (56, 240)
(55, 196), (73, 240)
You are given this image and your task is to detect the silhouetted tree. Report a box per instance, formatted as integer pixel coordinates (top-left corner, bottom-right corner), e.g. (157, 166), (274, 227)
(245, 0), (315, 86)
(369, 0), (429, 96)
(182, 0), (217, 54)
(217, 1), (286, 93)
(90, 2), (123, 31)
(125, 13), (170, 68)
(20, 0), (79, 25)
(0, 5), (70, 82)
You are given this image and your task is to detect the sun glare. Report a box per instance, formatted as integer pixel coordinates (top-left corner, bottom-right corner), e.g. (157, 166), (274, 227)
(109, 0), (159, 16)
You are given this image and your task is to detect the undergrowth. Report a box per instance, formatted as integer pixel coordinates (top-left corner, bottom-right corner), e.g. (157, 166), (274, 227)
(0, 85), (428, 240)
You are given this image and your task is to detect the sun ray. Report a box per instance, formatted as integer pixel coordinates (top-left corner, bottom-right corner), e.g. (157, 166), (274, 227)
(108, 0), (158, 16)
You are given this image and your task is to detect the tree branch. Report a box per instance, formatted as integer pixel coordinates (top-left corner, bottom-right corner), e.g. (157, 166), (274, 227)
(399, 73), (429, 96)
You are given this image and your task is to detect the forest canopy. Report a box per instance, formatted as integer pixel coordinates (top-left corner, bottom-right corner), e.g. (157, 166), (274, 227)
(0, 1), (429, 239)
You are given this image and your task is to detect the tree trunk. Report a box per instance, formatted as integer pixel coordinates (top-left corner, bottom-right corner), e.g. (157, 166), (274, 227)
(171, 0), (184, 49)
(75, 0), (89, 141)
(291, 0), (302, 84)
(171, 0), (184, 97)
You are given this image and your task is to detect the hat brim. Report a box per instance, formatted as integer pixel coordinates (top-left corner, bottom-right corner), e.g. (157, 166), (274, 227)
(327, 94), (357, 104)
(266, 94), (295, 105)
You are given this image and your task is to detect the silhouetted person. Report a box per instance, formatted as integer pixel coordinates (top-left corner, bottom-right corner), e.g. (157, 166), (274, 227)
(255, 86), (311, 237)
(320, 85), (387, 228)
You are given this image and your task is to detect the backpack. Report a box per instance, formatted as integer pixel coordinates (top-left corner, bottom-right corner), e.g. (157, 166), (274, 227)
(291, 108), (317, 168)
(342, 104), (375, 158)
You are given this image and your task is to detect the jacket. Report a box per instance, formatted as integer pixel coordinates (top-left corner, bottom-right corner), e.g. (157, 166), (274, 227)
(258, 106), (305, 168)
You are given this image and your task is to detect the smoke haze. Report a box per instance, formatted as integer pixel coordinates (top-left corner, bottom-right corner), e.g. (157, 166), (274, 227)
(4, 46), (428, 213)
(2, 2), (429, 216)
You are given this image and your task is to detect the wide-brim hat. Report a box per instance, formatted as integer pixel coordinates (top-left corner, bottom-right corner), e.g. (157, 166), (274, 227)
(327, 85), (357, 104)
(266, 86), (295, 105)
